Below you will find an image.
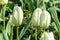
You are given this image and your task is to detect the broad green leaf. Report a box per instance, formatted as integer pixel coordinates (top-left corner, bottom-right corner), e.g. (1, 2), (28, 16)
(6, 7), (12, 13)
(0, 33), (4, 40)
(27, 0), (33, 12)
(54, 7), (60, 12)
(44, 0), (49, 3)
(3, 31), (9, 40)
(6, 15), (12, 36)
(48, 6), (60, 37)
(50, 22), (58, 32)
(20, 0), (24, 8)
(19, 18), (32, 40)
(54, 1), (60, 4)
(6, 20), (11, 36)
(19, 13), (33, 40)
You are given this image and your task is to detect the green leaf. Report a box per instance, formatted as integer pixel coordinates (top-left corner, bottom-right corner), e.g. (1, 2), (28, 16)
(3, 31), (9, 40)
(26, 35), (31, 40)
(1, 5), (6, 18)
(50, 22), (58, 32)
(20, 0), (24, 8)
(48, 6), (60, 37)
(6, 15), (12, 36)
(54, 7), (60, 12)
(0, 18), (3, 22)
(19, 13), (33, 40)
(7, 7), (12, 13)
(6, 20), (11, 36)
(54, 1), (60, 4)
(0, 33), (4, 40)
(0, 25), (4, 31)
(27, 0), (33, 12)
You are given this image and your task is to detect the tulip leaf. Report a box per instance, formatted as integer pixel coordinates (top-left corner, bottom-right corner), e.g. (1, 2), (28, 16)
(54, 1), (60, 4)
(0, 25), (4, 31)
(6, 20), (11, 36)
(0, 33), (4, 40)
(3, 31), (9, 40)
(19, 18), (32, 40)
(1, 5), (6, 18)
(27, 0), (34, 12)
(20, 0), (25, 9)
(19, 14), (32, 40)
(48, 6), (60, 37)
(0, 18), (3, 22)
(50, 22), (58, 32)
(6, 15), (12, 36)
(54, 7), (60, 12)
(26, 35), (31, 40)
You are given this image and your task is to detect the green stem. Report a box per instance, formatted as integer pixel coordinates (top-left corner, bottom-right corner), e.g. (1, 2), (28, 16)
(10, 26), (13, 40)
(37, 0), (39, 8)
(42, 0), (46, 10)
(16, 27), (19, 40)
(3, 16), (5, 30)
(35, 27), (37, 40)
(52, 0), (55, 6)
(2, 5), (6, 30)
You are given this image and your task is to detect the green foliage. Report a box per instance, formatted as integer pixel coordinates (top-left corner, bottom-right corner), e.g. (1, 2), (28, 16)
(0, 0), (60, 40)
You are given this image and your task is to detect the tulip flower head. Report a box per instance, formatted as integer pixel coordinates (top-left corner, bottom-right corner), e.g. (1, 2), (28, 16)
(40, 10), (51, 29)
(40, 32), (55, 40)
(32, 8), (42, 26)
(0, 0), (8, 5)
(12, 6), (23, 26)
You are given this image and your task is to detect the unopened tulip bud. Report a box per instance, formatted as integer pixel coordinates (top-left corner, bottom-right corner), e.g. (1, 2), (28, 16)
(12, 6), (23, 26)
(40, 10), (51, 29)
(32, 8), (42, 26)
(0, 0), (8, 5)
(40, 32), (55, 40)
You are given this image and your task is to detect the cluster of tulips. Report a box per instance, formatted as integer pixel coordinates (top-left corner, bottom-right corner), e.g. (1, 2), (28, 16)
(12, 6), (55, 40)
(0, 0), (56, 40)
(32, 8), (54, 40)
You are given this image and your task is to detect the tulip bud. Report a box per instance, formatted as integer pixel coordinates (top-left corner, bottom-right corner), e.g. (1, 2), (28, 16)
(40, 10), (51, 29)
(12, 6), (23, 26)
(0, 0), (8, 5)
(32, 8), (42, 26)
(40, 32), (55, 40)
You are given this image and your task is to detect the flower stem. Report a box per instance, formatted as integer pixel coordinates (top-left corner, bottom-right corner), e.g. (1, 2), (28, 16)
(10, 26), (13, 40)
(35, 27), (37, 40)
(2, 5), (6, 30)
(16, 27), (19, 40)
(42, 0), (46, 10)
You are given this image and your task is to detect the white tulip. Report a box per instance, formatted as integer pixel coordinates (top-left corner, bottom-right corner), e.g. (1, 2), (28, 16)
(0, 0), (8, 5)
(12, 6), (23, 26)
(40, 32), (55, 40)
(32, 8), (42, 26)
(40, 10), (51, 29)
